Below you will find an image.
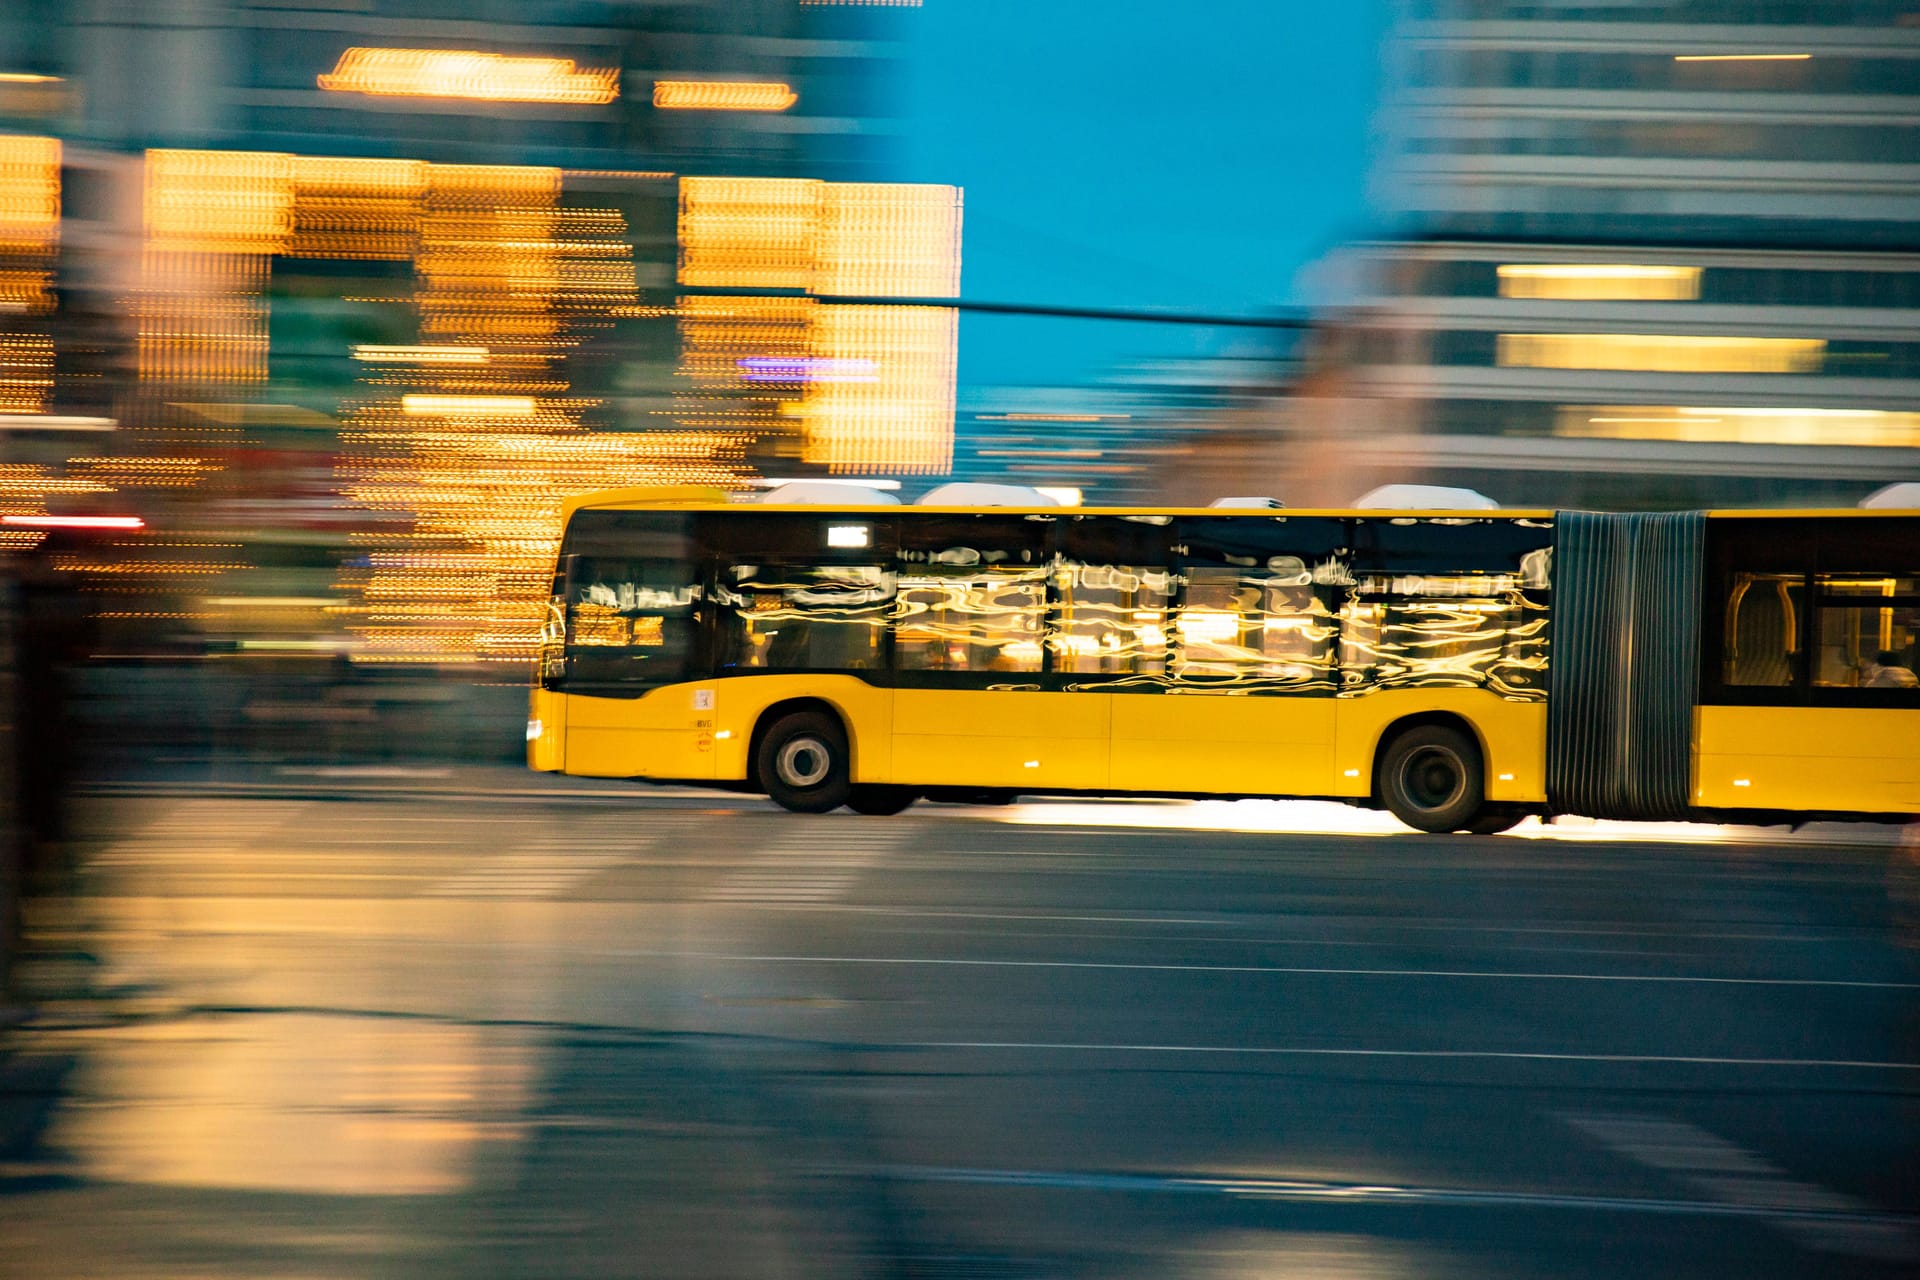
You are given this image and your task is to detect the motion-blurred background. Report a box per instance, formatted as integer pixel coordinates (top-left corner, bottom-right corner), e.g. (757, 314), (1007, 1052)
(0, 0), (1912, 772)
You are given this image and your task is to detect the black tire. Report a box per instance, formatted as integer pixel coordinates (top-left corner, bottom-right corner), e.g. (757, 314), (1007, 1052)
(1378, 724), (1484, 833)
(1465, 804), (1526, 836)
(845, 784), (918, 816)
(756, 711), (851, 813)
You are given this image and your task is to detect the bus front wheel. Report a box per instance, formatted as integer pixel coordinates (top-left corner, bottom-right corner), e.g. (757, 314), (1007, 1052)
(846, 785), (917, 816)
(1379, 724), (1484, 833)
(756, 711), (851, 813)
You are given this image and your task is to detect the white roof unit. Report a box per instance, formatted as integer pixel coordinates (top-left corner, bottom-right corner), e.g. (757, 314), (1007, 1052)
(915, 482), (1062, 507)
(1859, 482), (1920, 510)
(758, 481), (901, 506)
(1209, 496), (1284, 509)
(1352, 484), (1498, 511)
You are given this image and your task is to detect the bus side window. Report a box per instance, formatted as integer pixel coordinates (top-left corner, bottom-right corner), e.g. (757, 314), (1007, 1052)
(1176, 562), (1334, 686)
(1724, 572), (1803, 687)
(1052, 560), (1170, 676)
(892, 567), (1046, 673)
(717, 563), (893, 672)
(1812, 573), (1919, 691)
(1052, 516), (1174, 678)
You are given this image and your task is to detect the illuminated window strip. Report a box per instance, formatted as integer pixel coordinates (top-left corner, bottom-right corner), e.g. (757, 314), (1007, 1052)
(1560, 404), (1920, 448)
(1498, 333), (1824, 375)
(1497, 264), (1700, 302)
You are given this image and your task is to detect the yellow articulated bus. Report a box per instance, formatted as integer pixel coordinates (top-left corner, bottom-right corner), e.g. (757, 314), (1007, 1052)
(526, 487), (1919, 832)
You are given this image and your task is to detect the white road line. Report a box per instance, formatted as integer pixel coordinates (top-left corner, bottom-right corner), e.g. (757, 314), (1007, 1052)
(421, 837), (634, 899)
(869, 1164), (1920, 1234)
(895, 1042), (1920, 1070)
(1563, 1112), (1917, 1259)
(581, 949), (1917, 990)
(701, 828), (906, 904)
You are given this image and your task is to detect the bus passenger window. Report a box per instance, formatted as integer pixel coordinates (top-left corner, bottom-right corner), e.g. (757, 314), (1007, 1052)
(718, 564), (893, 672)
(892, 567), (1046, 673)
(1342, 573), (1547, 696)
(1176, 561), (1335, 688)
(1724, 572), (1803, 686)
(1812, 574), (1919, 690)
(1052, 560), (1170, 675)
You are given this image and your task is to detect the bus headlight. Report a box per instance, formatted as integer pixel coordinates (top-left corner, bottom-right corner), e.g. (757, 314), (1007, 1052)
(526, 718), (543, 742)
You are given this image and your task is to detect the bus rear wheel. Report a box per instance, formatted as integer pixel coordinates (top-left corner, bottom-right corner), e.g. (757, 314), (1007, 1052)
(846, 785), (917, 816)
(756, 711), (851, 814)
(1379, 724), (1484, 833)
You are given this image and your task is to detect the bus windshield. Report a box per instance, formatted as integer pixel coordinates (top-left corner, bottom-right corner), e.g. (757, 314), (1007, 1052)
(545, 510), (701, 693)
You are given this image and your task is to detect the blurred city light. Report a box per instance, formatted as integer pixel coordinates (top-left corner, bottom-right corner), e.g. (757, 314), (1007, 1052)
(652, 81), (798, 112)
(317, 49), (620, 105)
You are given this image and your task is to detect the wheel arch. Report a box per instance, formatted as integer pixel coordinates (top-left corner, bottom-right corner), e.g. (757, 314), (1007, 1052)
(1369, 710), (1488, 801)
(746, 696), (855, 791)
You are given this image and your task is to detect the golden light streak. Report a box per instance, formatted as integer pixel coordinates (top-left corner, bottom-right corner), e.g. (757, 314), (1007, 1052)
(1674, 53), (1811, 62)
(0, 136), (58, 416)
(355, 345), (489, 365)
(318, 49), (619, 105)
(0, 74), (61, 84)
(400, 395), (538, 417)
(653, 81), (797, 112)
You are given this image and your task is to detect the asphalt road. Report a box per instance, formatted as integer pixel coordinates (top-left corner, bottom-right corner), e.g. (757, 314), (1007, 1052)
(3, 786), (1917, 1279)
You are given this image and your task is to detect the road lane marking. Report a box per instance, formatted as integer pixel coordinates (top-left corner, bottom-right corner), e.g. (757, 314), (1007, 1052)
(893, 1042), (1920, 1070)
(1563, 1112), (1917, 1260)
(863, 1164), (1920, 1237)
(589, 949), (1919, 990)
(702, 826), (906, 904)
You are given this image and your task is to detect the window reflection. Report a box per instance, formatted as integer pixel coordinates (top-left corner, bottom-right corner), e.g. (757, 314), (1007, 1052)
(893, 564), (1046, 673)
(561, 555), (699, 687)
(718, 563), (892, 671)
(1175, 560), (1336, 688)
(1052, 559), (1170, 676)
(1340, 573), (1548, 698)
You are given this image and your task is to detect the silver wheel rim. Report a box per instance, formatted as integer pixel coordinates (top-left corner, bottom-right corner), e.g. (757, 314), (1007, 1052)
(776, 736), (832, 789)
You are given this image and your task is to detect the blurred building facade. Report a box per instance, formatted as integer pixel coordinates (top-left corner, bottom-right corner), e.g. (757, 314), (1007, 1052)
(1300, 0), (1920, 508)
(0, 0), (958, 760)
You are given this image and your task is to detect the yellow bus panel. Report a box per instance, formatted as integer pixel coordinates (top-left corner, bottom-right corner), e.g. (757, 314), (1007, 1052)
(1695, 706), (1920, 814)
(1110, 695), (1335, 796)
(893, 688), (1111, 790)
